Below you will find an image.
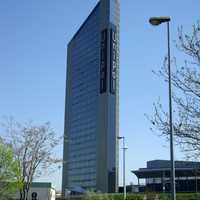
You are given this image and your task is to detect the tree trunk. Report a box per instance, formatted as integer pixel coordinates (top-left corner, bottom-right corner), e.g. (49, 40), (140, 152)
(19, 190), (23, 200)
(19, 189), (25, 200)
(20, 187), (28, 200)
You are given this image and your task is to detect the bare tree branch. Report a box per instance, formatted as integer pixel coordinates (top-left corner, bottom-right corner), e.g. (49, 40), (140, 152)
(1, 117), (62, 200)
(150, 21), (200, 159)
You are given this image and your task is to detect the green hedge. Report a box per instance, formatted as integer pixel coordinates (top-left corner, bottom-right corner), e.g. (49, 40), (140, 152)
(64, 193), (200, 200)
(109, 194), (143, 200)
(157, 193), (200, 200)
(177, 193), (200, 200)
(82, 193), (143, 200)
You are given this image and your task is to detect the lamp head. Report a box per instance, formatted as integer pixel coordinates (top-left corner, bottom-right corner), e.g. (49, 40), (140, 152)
(149, 17), (171, 26)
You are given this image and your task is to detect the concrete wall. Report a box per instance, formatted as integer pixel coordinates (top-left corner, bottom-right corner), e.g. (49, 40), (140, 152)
(96, 0), (120, 193)
(16, 187), (56, 200)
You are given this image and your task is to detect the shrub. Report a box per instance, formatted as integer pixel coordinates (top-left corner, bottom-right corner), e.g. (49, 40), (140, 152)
(83, 191), (111, 200)
(81, 192), (143, 200)
(176, 193), (200, 200)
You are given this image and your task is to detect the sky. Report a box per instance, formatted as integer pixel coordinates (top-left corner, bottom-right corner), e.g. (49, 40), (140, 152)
(0, 0), (199, 191)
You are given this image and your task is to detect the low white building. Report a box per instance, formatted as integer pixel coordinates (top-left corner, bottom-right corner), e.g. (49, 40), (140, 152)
(16, 182), (56, 200)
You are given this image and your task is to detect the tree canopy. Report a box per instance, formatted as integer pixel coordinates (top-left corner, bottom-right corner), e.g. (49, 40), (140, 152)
(1, 117), (62, 200)
(0, 138), (21, 200)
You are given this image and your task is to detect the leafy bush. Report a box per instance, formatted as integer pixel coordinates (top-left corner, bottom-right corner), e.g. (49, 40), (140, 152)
(83, 191), (111, 200)
(176, 193), (200, 200)
(157, 193), (200, 200)
(144, 191), (157, 200)
(64, 192), (200, 200)
(157, 194), (170, 200)
(82, 192), (143, 200)
(126, 194), (143, 200)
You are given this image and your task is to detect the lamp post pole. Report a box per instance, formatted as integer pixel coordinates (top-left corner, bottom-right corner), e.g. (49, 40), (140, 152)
(167, 21), (176, 200)
(118, 136), (127, 200)
(149, 17), (176, 200)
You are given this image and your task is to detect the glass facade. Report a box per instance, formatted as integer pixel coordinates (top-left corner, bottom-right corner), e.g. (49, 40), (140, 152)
(62, 0), (120, 195)
(65, 3), (100, 190)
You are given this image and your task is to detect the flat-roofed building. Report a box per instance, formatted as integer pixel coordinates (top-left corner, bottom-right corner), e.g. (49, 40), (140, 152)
(132, 160), (200, 192)
(16, 182), (56, 200)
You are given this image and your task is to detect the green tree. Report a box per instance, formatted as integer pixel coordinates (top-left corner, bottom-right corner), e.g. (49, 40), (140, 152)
(0, 138), (21, 200)
(1, 117), (61, 200)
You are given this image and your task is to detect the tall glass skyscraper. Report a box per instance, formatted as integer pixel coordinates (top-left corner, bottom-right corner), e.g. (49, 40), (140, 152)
(62, 0), (120, 195)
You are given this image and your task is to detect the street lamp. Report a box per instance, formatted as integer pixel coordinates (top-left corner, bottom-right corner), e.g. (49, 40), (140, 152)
(118, 136), (128, 200)
(149, 16), (176, 200)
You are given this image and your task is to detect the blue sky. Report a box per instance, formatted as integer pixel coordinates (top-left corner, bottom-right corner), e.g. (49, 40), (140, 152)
(0, 0), (199, 191)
